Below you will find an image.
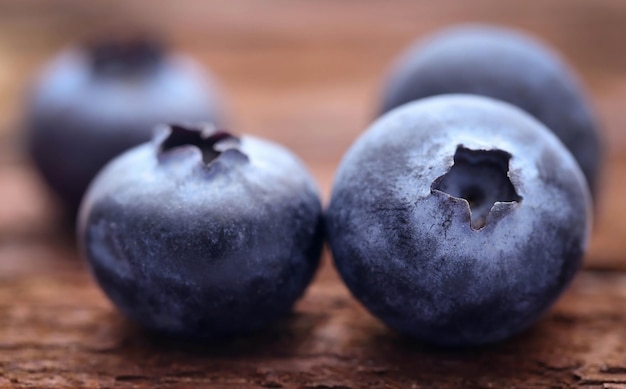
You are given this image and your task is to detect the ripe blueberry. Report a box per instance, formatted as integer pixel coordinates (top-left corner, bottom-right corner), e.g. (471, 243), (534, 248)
(327, 95), (591, 347)
(380, 24), (602, 197)
(78, 123), (323, 339)
(25, 38), (223, 217)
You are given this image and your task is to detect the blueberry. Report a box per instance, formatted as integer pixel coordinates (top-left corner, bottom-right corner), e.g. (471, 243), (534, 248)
(25, 38), (223, 217)
(77, 123), (323, 339)
(380, 24), (602, 198)
(327, 94), (591, 347)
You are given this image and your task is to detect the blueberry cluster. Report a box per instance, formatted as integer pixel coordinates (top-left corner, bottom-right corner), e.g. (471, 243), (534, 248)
(26, 25), (598, 345)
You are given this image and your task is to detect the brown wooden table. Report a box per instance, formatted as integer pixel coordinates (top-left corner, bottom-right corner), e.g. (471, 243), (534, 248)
(1, 1), (626, 387)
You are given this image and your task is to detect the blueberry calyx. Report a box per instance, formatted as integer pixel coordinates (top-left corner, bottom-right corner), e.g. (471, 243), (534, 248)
(86, 38), (164, 76)
(158, 123), (247, 166)
(431, 145), (522, 230)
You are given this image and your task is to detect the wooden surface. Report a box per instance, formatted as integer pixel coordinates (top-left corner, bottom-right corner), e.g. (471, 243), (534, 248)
(2, 1), (626, 388)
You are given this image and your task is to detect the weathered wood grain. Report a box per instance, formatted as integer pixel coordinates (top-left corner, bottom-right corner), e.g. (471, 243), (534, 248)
(1, 244), (626, 388)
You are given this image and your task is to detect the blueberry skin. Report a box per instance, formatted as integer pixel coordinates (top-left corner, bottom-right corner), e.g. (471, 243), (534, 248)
(25, 41), (223, 216)
(77, 125), (323, 339)
(327, 95), (591, 347)
(380, 25), (602, 198)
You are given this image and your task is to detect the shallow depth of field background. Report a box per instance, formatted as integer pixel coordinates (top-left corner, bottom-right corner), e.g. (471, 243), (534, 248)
(1, 1), (626, 387)
(2, 1), (626, 267)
